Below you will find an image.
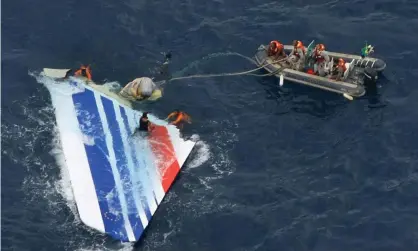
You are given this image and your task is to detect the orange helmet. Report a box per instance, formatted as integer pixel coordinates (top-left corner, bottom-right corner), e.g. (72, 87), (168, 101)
(316, 44), (325, 51)
(293, 40), (303, 48)
(270, 40), (283, 50)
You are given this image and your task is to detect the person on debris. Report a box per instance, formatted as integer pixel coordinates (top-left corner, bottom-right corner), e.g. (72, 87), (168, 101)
(267, 40), (287, 60)
(136, 112), (154, 133)
(312, 43), (330, 77)
(119, 77), (160, 100)
(74, 65), (92, 80)
(288, 40), (306, 70)
(64, 65), (92, 80)
(166, 110), (191, 129)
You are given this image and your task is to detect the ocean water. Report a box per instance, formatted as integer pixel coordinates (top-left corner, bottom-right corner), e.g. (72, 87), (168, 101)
(2, 0), (418, 250)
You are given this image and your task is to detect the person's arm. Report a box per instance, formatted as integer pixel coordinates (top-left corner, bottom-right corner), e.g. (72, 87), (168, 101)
(166, 112), (177, 120)
(148, 121), (155, 131)
(86, 66), (92, 80)
(323, 51), (330, 63)
(280, 49), (287, 58)
(298, 48), (306, 59)
(289, 47), (295, 56)
(171, 115), (183, 125)
(184, 113), (192, 124)
(267, 46), (272, 56)
(171, 118), (181, 125)
(336, 67), (344, 81)
(171, 113), (191, 125)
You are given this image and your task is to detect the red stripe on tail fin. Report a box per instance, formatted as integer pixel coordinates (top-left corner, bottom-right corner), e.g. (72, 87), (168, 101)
(148, 125), (180, 193)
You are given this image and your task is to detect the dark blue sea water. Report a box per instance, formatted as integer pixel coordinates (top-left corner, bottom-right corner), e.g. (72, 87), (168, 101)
(3, 0), (418, 250)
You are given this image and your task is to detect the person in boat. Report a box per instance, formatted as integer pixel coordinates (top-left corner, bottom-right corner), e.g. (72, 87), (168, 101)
(361, 42), (374, 58)
(312, 43), (330, 77)
(135, 112), (154, 134)
(288, 40), (306, 70)
(119, 77), (160, 100)
(267, 40), (286, 60)
(165, 109), (191, 129)
(334, 58), (347, 81)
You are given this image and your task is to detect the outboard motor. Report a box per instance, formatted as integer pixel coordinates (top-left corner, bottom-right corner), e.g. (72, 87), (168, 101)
(363, 67), (378, 87)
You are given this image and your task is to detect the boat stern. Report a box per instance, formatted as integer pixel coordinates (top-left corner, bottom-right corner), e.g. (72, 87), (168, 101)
(372, 58), (386, 72)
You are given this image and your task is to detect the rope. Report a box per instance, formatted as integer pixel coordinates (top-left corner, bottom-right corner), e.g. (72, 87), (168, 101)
(157, 57), (286, 85)
(172, 51), (258, 77)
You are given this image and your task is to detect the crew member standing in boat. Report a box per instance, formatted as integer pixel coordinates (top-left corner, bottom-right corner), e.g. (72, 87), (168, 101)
(288, 40), (306, 70)
(313, 44), (330, 77)
(267, 41), (286, 60)
(335, 58), (347, 81)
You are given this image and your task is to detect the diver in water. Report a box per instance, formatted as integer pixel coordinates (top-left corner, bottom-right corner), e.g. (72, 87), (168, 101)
(158, 51), (172, 77)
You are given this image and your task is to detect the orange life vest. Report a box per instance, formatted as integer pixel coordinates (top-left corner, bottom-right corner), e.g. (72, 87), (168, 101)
(168, 111), (191, 125)
(293, 40), (306, 58)
(268, 40), (283, 56)
(338, 59), (346, 72)
(314, 50), (326, 62)
(314, 44), (326, 62)
(306, 69), (315, 75)
(74, 65), (92, 80)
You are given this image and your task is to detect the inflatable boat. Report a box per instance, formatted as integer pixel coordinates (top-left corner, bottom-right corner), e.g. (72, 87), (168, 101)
(38, 68), (196, 242)
(254, 41), (387, 99)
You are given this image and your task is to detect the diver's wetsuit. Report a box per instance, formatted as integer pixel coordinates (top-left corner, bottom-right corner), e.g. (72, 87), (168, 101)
(139, 117), (150, 131)
(132, 118), (150, 137)
(149, 51), (172, 83)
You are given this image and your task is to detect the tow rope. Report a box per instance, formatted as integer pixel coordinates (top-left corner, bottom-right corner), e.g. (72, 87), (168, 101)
(156, 57), (287, 86)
